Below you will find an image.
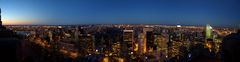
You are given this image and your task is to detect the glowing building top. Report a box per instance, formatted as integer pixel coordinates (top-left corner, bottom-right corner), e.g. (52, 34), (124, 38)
(205, 24), (213, 39)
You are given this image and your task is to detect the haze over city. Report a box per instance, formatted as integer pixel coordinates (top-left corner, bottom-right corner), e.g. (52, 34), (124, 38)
(0, 0), (239, 27)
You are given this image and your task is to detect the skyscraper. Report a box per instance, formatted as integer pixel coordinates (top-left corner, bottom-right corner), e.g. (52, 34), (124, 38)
(146, 31), (155, 52)
(205, 24), (213, 39)
(0, 8), (6, 29)
(0, 8), (21, 62)
(122, 30), (134, 61)
(0, 8), (14, 37)
(137, 33), (144, 54)
(143, 28), (153, 53)
(0, 8), (2, 26)
(123, 30), (134, 53)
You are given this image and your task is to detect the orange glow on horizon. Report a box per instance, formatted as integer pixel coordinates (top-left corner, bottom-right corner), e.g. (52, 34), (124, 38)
(2, 19), (37, 25)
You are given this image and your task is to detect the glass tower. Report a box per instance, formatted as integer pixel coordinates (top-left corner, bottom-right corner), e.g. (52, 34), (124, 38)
(205, 24), (212, 39)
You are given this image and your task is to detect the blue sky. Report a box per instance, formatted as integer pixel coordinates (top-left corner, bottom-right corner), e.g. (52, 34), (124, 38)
(0, 0), (239, 27)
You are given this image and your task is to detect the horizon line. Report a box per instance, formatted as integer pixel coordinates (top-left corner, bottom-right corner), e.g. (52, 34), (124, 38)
(2, 24), (238, 28)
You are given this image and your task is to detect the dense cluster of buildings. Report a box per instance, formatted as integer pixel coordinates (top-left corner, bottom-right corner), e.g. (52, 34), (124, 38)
(0, 8), (238, 62)
(5, 23), (236, 62)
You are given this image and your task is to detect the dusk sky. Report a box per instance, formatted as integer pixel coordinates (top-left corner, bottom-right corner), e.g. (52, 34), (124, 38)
(0, 0), (239, 27)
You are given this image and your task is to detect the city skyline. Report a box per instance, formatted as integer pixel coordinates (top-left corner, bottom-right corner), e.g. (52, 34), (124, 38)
(0, 0), (240, 61)
(0, 0), (240, 27)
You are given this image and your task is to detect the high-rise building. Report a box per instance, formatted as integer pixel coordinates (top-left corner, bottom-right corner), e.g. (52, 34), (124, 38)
(123, 30), (134, 53)
(0, 8), (16, 37)
(0, 8), (2, 25)
(153, 32), (168, 51)
(137, 33), (144, 54)
(146, 31), (155, 52)
(154, 33), (161, 50)
(0, 8), (21, 62)
(143, 28), (153, 53)
(74, 26), (80, 42)
(121, 30), (134, 61)
(205, 24), (213, 39)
